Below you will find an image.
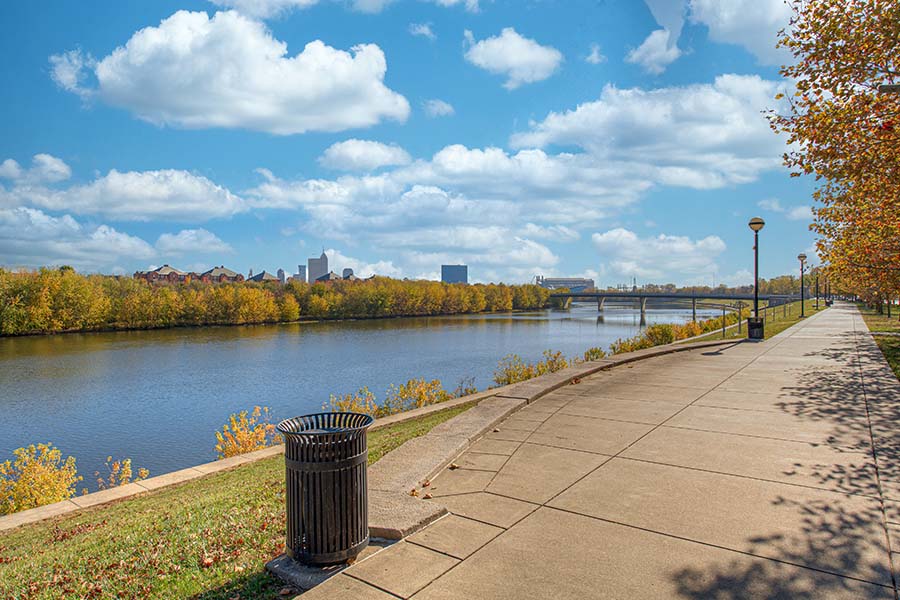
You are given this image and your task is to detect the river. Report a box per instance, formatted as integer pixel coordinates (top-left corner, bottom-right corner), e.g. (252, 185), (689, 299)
(0, 303), (716, 487)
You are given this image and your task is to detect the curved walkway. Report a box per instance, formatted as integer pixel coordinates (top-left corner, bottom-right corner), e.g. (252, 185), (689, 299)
(306, 304), (900, 599)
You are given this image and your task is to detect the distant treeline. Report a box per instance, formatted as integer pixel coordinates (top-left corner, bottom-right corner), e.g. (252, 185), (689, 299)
(0, 267), (555, 336)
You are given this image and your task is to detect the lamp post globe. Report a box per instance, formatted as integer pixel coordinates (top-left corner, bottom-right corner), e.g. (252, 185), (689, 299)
(798, 253), (807, 317)
(747, 217), (765, 339)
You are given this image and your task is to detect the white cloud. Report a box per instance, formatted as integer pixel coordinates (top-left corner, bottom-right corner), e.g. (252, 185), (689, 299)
(689, 0), (792, 65)
(721, 268), (753, 287)
(50, 10), (409, 135)
(5, 168), (245, 221)
(786, 205), (812, 221)
(592, 228), (726, 280)
(156, 228), (233, 255)
(409, 23), (436, 40)
(319, 139), (412, 171)
(326, 248), (403, 278)
(0, 207), (155, 270)
(520, 223), (580, 241)
(0, 154), (72, 184)
(585, 43), (606, 65)
(511, 74), (788, 188)
(49, 50), (96, 99)
(757, 198), (783, 212)
(423, 99), (455, 117)
(433, 0), (479, 12)
(626, 29), (682, 75)
(209, 0), (319, 18)
(463, 28), (563, 90)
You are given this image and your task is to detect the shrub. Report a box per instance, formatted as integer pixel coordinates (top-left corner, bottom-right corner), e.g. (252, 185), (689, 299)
(327, 387), (379, 417)
(0, 443), (81, 515)
(493, 350), (569, 386)
(95, 456), (150, 490)
(381, 379), (451, 416)
(214, 406), (277, 459)
(583, 347), (608, 361)
(643, 324), (676, 346)
(451, 376), (478, 398)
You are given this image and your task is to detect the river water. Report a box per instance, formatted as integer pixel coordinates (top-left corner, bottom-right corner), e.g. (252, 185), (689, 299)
(0, 303), (715, 486)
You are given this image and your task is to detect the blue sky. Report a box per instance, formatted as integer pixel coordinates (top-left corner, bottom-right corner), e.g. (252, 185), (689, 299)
(0, 0), (816, 285)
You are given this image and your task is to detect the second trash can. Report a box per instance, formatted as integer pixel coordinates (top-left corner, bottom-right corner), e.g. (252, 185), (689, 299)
(277, 412), (374, 565)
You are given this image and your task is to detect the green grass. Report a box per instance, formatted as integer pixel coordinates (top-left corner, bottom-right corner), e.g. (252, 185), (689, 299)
(858, 304), (900, 381)
(690, 299), (826, 343)
(0, 402), (473, 600)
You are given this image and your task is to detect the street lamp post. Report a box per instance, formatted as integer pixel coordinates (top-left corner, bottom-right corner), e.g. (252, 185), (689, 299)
(748, 217), (765, 339)
(815, 274), (820, 310)
(798, 253), (807, 317)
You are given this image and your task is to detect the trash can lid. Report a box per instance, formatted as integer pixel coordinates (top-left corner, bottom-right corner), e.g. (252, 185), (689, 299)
(277, 412), (374, 437)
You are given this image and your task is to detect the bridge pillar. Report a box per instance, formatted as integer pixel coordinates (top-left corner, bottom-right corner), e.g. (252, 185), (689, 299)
(692, 297), (696, 322)
(640, 297), (647, 325)
(598, 297), (605, 312)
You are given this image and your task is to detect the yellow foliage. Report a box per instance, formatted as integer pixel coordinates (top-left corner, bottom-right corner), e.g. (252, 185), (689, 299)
(381, 379), (451, 416)
(0, 443), (81, 515)
(493, 350), (569, 386)
(214, 406), (276, 459)
(95, 456), (150, 490)
(326, 387), (379, 417)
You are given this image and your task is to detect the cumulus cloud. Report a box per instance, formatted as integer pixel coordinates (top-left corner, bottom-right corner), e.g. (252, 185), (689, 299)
(626, 29), (682, 74)
(208, 0), (319, 18)
(433, 0), (479, 11)
(520, 223), (580, 241)
(689, 0), (792, 65)
(585, 43), (606, 65)
(156, 228), (233, 255)
(592, 228), (726, 280)
(326, 248), (403, 278)
(0, 154), (72, 184)
(786, 205), (812, 221)
(423, 99), (455, 117)
(0, 207), (155, 270)
(50, 10), (409, 135)
(511, 74), (788, 188)
(757, 198), (783, 212)
(409, 23), (436, 40)
(463, 28), (563, 90)
(319, 139), (412, 171)
(5, 168), (245, 221)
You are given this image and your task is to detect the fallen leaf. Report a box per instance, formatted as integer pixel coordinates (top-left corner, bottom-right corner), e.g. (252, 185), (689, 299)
(279, 588), (294, 596)
(449, 463), (460, 470)
(409, 488), (419, 497)
(492, 428), (500, 432)
(423, 493), (433, 500)
(422, 479), (431, 487)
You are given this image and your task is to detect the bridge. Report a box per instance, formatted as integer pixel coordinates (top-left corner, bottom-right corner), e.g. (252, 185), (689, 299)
(549, 291), (797, 323)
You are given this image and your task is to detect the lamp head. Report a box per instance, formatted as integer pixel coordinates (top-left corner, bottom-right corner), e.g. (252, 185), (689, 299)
(798, 253), (807, 263)
(748, 217), (765, 232)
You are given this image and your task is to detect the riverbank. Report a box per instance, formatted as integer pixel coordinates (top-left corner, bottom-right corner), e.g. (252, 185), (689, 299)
(690, 298), (825, 343)
(0, 402), (474, 599)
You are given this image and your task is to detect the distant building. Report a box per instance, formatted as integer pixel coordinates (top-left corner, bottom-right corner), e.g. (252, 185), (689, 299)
(277, 268), (286, 284)
(247, 270), (280, 283)
(198, 266), (244, 283)
(308, 251), (328, 283)
(535, 276), (595, 293)
(292, 265), (307, 283)
(441, 264), (468, 284)
(315, 271), (343, 283)
(342, 268), (354, 279)
(134, 264), (188, 283)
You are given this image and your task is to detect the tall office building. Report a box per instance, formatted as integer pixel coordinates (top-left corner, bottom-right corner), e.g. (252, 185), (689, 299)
(441, 264), (468, 284)
(277, 268), (286, 284)
(308, 251), (328, 283)
(294, 265), (307, 283)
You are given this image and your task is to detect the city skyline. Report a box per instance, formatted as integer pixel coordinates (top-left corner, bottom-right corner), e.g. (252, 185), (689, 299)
(0, 1), (816, 285)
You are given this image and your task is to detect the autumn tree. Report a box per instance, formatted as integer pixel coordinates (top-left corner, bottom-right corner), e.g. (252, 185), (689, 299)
(770, 0), (900, 307)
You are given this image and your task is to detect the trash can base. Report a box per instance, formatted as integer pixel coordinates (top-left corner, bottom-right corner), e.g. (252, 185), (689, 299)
(288, 537), (370, 566)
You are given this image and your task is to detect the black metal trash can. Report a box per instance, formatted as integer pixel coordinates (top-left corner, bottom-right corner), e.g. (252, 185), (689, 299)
(277, 412), (374, 565)
(747, 316), (764, 340)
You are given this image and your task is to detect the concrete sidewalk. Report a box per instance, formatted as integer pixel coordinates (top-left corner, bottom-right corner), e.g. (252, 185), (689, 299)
(305, 304), (900, 599)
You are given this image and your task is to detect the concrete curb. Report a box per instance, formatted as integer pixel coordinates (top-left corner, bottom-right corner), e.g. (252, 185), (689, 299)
(0, 338), (739, 535)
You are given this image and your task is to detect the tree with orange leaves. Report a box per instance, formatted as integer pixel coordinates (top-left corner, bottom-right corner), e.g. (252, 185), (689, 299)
(769, 0), (900, 310)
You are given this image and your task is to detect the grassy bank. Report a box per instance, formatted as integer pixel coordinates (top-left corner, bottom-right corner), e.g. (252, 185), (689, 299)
(690, 299), (826, 343)
(0, 402), (472, 600)
(858, 304), (900, 381)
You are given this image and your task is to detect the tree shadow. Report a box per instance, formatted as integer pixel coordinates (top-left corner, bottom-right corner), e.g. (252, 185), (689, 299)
(671, 307), (898, 598)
